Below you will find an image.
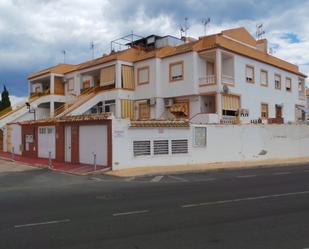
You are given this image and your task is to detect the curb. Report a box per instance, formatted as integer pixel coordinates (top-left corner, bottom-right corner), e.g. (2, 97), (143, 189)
(104, 160), (309, 178)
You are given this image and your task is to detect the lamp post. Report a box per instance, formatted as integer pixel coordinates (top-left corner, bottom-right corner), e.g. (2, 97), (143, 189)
(26, 102), (37, 120)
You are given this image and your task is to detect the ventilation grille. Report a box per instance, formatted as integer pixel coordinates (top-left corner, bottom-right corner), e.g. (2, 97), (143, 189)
(171, 139), (188, 154)
(133, 140), (151, 157)
(153, 140), (169, 155)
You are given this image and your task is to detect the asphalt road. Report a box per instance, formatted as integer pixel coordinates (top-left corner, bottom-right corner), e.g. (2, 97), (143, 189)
(1, 163), (309, 249)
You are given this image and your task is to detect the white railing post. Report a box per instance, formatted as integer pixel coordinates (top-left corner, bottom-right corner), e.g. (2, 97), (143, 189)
(93, 153), (97, 171)
(49, 151), (52, 168)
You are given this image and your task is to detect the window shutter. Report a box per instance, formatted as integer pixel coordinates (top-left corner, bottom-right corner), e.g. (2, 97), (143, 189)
(122, 65), (134, 89)
(138, 68), (149, 84)
(261, 71), (267, 85)
(133, 141), (151, 156)
(153, 140), (169, 155)
(246, 66), (253, 78)
(100, 66), (115, 86)
(171, 139), (188, 154)
(172, 64), (182, 77)
(222, 95), (240, 111)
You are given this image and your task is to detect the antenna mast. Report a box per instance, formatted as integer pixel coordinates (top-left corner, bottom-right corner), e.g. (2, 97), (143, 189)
(62, 50), (66, 63)
(202, 17), (211, 36)
(90, 41), (95, 59)
(180, 17), (190, 38)
(256, 23), (265, 39)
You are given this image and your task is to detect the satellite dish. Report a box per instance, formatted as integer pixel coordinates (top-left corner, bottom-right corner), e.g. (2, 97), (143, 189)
(223, 85), (229, 94)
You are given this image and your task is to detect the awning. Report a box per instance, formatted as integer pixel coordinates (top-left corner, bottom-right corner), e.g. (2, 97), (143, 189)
(296, 105), (309, 113)
(169, 103), (188, 116)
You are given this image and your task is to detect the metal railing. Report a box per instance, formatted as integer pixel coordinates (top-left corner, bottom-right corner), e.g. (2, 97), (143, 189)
(222, 74), (234, 85)
(199, 75), (216, 86)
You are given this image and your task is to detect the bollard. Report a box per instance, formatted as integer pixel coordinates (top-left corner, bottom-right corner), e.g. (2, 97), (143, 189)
(48, 151), (52, 168)
(93, 153), (97, 171)
(11, 147), (15, 161)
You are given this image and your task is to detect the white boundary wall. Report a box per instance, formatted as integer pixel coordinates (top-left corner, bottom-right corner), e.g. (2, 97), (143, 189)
(112, 119), (309, 170)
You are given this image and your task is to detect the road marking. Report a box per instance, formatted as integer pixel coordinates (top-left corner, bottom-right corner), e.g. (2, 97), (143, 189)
(14, 219), (70, 228)
(304, 170), (309, 173)
(272, 172), (291, 175)
(181, 190), (309, 208)
(150, 175), (164, 182)
(236, 175), (257, 178)
(112, 210), (149, 217)
(168, 175), (188, 182)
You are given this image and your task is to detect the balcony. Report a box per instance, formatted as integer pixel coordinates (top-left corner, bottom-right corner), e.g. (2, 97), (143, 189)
(199, 75), (216, 86)
(222, 74), (234, 85)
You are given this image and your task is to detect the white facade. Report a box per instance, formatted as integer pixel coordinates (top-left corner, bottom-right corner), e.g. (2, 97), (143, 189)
(112, 119), (309, 170)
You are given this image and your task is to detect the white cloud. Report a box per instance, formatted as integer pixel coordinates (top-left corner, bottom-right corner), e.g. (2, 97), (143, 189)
(10, 95), (26, 106)
(0, 0), (308, 81)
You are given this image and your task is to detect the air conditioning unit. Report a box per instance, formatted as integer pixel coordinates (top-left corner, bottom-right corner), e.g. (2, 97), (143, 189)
(149, 98), (156, 106)
(164, 98), (174, 107)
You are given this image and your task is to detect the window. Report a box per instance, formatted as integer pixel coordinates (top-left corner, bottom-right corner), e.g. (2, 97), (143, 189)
(83, 80), (90, 89)
(153, 140), (169, 155)
(39, 128), (46, 134)
(133, 141), (151, 157)
(246, 65), (255, 83)
(194, 127), (207, 147)
(138, 102), (150, 120)
(221, 94), (240, 116)
(260, 70), (268, 86)
(171, 139), (188, 154)
(47, 128), (54, 134)
(137, 66), (149, 85)
(100, 65), (115, 87)
(169, 61), (184, 82)
(274, 74), (281, 89)
(261, 103), (269, 119)
(298, 78), (305, 92)
(286, 77), (292, 92)
(122, 65), (134, 89)
(68, 79), (74, 91)
(90, 100), (115, 114)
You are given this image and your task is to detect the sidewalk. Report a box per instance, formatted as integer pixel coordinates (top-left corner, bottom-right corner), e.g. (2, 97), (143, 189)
(104, 157), (309, 177)
(0, 151), (108, 175)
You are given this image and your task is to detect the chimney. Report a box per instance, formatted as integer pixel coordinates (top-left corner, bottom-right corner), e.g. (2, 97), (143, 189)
(256, 39), (268, 53)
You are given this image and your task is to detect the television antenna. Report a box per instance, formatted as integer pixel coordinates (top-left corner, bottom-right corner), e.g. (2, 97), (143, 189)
(180, 17), (190, 37)
(90, 41), (95, 59)
(62, 50), (66, 63)
(256, 23), (265, 39)
(202, 17), (211, 36)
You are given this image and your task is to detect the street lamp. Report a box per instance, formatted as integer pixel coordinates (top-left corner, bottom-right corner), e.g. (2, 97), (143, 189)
(26, 102), (37, 120)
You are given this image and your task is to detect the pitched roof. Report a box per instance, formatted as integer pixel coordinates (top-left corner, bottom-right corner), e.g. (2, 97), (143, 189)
(28, 27), (307, 79)
(28, 64), (78, 80)
(130, 120), (190, 128)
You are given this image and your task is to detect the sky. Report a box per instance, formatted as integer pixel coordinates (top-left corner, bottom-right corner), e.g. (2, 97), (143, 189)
(0, 0), (309, 104)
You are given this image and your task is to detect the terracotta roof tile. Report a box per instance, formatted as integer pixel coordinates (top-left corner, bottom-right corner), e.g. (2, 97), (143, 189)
(130, 120), (189, 128)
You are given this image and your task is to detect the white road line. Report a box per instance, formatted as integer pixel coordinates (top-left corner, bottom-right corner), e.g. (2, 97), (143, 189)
(272, 172), (291, 175)
(236, 175), (257, 178)
(112, 210), (149, 217)
(168, 175), (188, 182)
(150, 175), (164, 182)
(14, 219), (70, 228)
(181, 190), (309, 208)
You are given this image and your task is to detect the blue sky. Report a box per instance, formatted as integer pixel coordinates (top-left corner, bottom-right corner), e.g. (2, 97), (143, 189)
(0, 0), (308, 103)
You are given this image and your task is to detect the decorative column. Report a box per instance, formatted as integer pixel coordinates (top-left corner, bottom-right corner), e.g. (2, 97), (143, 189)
(115, 62), (122, 88)
(50, 74), (55, 94)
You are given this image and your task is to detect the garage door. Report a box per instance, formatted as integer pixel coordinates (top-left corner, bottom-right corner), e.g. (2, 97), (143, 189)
(38, 126), (55, 159)
(79, 125), (107, 166)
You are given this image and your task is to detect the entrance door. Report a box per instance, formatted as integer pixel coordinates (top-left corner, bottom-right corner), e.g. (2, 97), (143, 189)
(203, 95), (216, 113)
(65, 126), (71, 162)
(275, 105), (282, 119)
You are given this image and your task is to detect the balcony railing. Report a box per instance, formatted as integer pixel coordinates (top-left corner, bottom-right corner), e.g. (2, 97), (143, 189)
(299, 91), (306, 100)
(222, 74), (234, 85)
(199, 75), (216, 86)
